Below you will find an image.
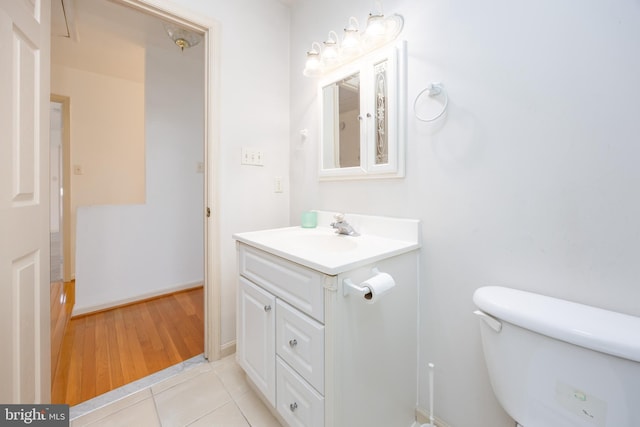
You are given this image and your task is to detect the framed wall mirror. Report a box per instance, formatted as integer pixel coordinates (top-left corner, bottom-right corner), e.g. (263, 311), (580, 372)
(319, 41), (406, 180)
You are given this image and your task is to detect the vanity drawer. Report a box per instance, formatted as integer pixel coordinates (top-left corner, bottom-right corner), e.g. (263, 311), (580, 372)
(239, 244), (325, 322)
(276, 299), (324, 394)
(276, 357), (324, 427)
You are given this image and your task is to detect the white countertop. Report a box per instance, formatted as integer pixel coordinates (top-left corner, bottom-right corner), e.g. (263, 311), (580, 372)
(233, 213), (420, 275)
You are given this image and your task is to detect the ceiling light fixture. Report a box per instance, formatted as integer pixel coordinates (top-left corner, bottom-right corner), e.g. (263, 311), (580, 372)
(163, 23), (202, 51)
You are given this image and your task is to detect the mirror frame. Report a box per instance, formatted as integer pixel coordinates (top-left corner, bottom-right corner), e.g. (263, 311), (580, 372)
(318, 41), (407, 180)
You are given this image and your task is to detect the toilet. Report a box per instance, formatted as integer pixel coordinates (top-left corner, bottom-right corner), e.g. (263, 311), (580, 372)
(473, 286), (640, 427)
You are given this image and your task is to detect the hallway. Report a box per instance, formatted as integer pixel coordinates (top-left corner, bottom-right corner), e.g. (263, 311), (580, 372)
(52, 286), (204, 406)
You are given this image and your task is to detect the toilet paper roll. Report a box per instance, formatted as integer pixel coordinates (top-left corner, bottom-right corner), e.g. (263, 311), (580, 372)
(361, 272), (396, 303)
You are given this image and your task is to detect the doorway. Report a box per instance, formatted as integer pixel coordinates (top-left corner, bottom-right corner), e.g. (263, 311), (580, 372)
(49, 0), (221, 405)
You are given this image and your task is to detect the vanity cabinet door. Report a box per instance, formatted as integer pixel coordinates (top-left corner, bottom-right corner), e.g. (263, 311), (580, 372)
(237, 277), (276, 406)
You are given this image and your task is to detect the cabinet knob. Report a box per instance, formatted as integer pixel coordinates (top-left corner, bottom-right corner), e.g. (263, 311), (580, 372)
(289, 402), (298, 412)
(264, 305), (272, 312)
(288, 339), (298, 347)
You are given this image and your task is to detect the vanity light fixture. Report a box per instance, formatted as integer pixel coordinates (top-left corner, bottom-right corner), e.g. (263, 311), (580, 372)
(363, 12), (403, 47)
(303, 9), (403, 77)
(341, 17), (362, 58)
(363, 12), (386, 43)
(303, 42), (324, 77)
(163, 23), (202, 51)
(322, 31), (340, 66)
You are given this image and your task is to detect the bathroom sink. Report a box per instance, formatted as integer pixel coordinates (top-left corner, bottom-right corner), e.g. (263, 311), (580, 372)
(235, 227), (359, 254)
(233, 213), (420, 275)
(280, 230), (359, 252)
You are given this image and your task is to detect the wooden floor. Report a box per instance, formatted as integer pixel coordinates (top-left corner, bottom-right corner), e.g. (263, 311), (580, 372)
(51, 280), (75, 385)
(51, 286), (204, 406)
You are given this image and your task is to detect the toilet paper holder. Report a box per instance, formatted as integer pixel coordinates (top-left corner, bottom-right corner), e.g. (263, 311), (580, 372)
(343, 268), (382, 300)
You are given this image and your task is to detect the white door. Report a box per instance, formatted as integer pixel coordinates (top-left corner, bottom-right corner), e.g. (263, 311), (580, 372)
(237, 277), (276, 406)
(0, 0), (51, 403)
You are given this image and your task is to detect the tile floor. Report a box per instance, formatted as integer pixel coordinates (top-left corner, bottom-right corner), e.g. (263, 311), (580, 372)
(70, 354), (283, 427)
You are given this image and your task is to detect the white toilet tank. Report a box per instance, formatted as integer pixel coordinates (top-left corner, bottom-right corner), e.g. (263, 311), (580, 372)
(473, 286), (640, 427)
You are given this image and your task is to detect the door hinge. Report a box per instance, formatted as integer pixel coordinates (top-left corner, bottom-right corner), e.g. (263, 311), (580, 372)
(206, 207), (211, 218)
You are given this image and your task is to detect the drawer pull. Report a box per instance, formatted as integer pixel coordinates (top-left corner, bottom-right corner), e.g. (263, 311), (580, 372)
(289, 402), (298, 412)
(264, 305), (272, 312)
(288, 339), (298, 347)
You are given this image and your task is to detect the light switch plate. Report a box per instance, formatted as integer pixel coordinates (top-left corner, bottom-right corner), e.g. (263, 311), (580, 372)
(241, 147), (264, 166)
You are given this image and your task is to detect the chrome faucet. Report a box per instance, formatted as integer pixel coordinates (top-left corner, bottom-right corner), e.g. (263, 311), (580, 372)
(330, 213), (359, 236)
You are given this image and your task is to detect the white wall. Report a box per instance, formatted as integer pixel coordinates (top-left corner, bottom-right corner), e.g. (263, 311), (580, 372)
(74, 42), (205, 313)
(51, 64), (146, 279)
(290, 0), (640, 426)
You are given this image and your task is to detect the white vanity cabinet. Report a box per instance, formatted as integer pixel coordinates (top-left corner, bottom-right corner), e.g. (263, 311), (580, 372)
(235, 213), (420, 427)
(237, 244), (326, 427)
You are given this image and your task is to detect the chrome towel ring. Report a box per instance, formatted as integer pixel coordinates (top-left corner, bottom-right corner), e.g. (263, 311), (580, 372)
(414, 82), (448, 122)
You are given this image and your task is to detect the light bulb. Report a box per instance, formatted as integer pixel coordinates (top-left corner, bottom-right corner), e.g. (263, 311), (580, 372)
(303, 42), (323, 77)
(321, 31), (340, 67)
(364, 12), (386, 46)
(341, 17), (362, 58)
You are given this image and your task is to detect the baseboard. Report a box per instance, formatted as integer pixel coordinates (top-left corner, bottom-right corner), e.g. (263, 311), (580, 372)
(415, 407), (452, 427)
(72, 281), (203, 317)
(220, 341), (236, 358)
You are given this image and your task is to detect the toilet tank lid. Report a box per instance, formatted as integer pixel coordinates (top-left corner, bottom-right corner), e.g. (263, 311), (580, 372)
(473, 286), (640, 363)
